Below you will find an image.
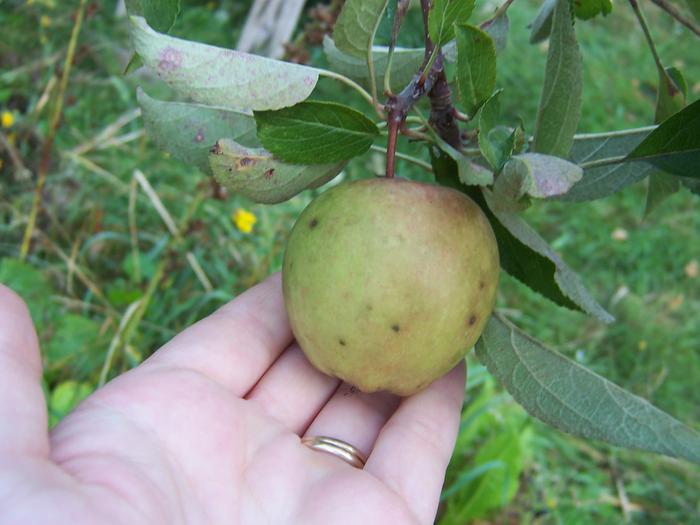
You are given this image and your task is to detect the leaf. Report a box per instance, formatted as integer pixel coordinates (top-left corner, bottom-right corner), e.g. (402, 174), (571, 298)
(209, 139), (345, 204)
(446, 427), (530, 523)
(430, 145), (493, 188)
(455, 24), (496, 118)
(130, 16), (319, 112)
(645, 173), (680, 216)
(574, 0), (613, 20)
(500, 153), (583, 200)
(432, 158), (609, 319)
(687, 0), (700, 23)
(333, 0), (390, 58)
(49, 381), (93, 428)
(254, 101), (378, 164)
(428, 0), (476, 46)
(532, 0), (583, 158)
(478, 91), (519, 172)
(481, 12), (510, 54)
(528, 0), (555, 44)
(47, 315), (103, 376)
(476, 314), (700, 465)
(323, 36), (423, 93)
(562, 127), (657, 201)
(655, 66), (687, 124)
(627, 98), (700, 179)
(645, 66), (687, 215)
(137, 89), (258, 175)
(484, 191), (613, 322)
(126, 0), (181, 33)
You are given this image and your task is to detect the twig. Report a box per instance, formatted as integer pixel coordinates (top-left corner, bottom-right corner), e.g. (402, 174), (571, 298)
(317, 69), (381, 114)
(628, 0), (664, 72)
(648, 0), (700, 38)
(20, 0), (89, 260)
(480, 0), (517, 28)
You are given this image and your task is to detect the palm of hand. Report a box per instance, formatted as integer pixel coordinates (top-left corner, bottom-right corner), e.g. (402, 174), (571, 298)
(0, 275), (465, 525)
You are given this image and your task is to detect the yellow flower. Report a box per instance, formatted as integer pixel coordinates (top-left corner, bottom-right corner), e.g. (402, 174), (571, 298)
(232, 208), (257, 234)
(40, 15), (52, 28)
(1, 111), (14, 129)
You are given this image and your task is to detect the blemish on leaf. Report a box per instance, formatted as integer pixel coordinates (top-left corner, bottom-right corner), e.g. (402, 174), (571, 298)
(391, 324), (400, 333)
(479, 280), (486, 290)
(309, 218), (319, 229)
(263, 168), (275, 179)
(194, 129), (205, 143)
(366, 304), (373, 311)
(303, 76), (315, 86)
(235, 157), (256, 170)
(338, 338), (346, 346)
(158, 47), (183, 72)
(210, 142), (223, 155)
(468, 314), (478, 326)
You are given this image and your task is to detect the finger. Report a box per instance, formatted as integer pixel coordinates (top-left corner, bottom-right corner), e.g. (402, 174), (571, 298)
(142, 273), (293, 396)
(245, 344), (340, 434)
(0, 285), (49, 457)
(304, 384), (400, 459)
(364, 362), (465, 524)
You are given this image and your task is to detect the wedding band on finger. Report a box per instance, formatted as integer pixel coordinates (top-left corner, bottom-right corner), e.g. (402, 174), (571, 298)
(301, 436), (367, 469)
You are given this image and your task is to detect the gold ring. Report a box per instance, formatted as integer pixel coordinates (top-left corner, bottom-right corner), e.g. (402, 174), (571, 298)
(301, 436), (367, 469)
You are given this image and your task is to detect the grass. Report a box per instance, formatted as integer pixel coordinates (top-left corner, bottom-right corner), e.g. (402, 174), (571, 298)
(1, 0), (700, 523)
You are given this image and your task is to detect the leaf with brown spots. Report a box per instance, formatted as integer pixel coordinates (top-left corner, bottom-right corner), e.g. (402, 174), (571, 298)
(138, 89), (258, 175)
(130, 16), (320, 112)
(209, 139), (345, 204)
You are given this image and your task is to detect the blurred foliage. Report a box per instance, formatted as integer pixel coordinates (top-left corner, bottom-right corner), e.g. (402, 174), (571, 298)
(1, 0), (700, 523)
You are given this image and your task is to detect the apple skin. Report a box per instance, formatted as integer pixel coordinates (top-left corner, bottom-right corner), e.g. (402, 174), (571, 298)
(282, 177), (499, 396)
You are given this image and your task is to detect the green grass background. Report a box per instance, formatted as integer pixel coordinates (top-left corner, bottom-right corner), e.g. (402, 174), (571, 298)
(1, 0), (699, 523)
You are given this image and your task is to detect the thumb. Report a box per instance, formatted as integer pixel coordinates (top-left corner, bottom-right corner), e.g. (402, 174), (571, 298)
(0, 285), (49, 458)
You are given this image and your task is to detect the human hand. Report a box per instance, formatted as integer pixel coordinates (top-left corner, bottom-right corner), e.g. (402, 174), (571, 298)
(0, 274), (465, 525)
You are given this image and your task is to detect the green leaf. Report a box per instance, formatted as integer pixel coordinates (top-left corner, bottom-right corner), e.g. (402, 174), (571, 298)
(126, 0), (181, 33)
(432, 159), (609, 319)
(645, 66), (687, 215)
(482, 190), (614, 322)
(481, 12), (510, 54)
(428, 0), (476, 46)
(627, 98), (700, 179)
(129, 16), (319, 112)
(563, 127), (657, 201)
(445, 427), (530, 523)
(655, 66), (687, 124)
(254, 101), (379, 164)
(645, 173), (680, 216)
(479, 90), (517, 172)
(430, 145), (493, 188)
(49, 381), (93, 428)
(124, 53), (144, 75)
(137, 89), (259, 175)
(574, 0), (613, 20)
(687, 0), (700, 22)
(333, 0), (390, 58)
(476, 314), (700, 465)
(47, 315), (103, 376)
(532, 0), (583, 158)
(455, 24), (496, 118)
(323, 36), (423, 93)
(209, 139), (345, 204)
(528, 0), (555, 44)
(499, 153), (583, 201)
